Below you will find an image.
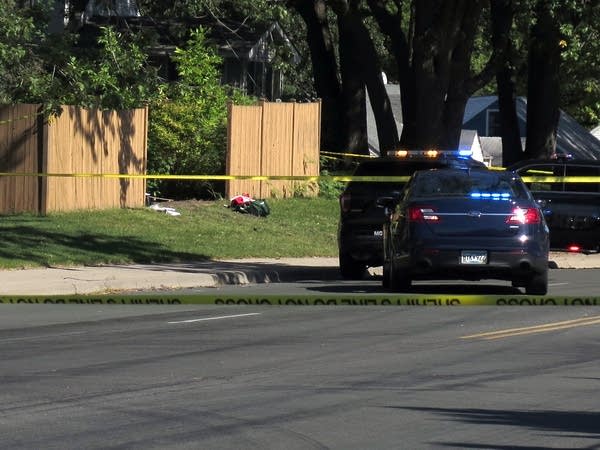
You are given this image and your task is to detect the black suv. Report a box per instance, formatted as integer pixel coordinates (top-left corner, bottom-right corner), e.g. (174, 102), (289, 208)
(337, 151), (488, 278)
(508, 158), (600, 252)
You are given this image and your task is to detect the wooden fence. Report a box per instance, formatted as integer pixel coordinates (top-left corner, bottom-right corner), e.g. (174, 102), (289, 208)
(0, 104), (147, 214)
(226, 100), (321, 199)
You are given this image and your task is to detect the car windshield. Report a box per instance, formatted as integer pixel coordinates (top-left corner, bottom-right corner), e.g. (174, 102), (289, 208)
(411, 169), (524, 198)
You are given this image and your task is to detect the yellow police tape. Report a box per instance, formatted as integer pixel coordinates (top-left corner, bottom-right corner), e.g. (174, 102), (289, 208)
(320, 150), (375, 159)
(1, 294), (599, 306)
(0, 172), (410, 182)
(1, 172), (600, 183)
(0, 113), (41, 126)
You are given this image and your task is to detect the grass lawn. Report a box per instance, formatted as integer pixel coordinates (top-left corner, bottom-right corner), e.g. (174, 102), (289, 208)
(0, 198), (340, 269)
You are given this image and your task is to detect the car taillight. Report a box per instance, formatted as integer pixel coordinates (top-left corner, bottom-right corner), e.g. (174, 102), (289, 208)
(340, 193), (351, 213)
(506, 207), (541, 225)
(568, 245), (581, 252)
(408, 206), (439, 222)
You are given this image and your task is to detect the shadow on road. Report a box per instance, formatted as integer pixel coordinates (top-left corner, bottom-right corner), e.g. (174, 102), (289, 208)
(387, 406), (600, 449)
(308, 278), (523, 295)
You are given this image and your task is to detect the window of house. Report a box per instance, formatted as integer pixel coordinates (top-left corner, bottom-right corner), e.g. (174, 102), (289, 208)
(486, 110), (502, 136)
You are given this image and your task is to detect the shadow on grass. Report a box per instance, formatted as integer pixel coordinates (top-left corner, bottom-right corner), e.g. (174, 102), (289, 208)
(0, 226), (209, 267)
(387, 406), (600, 449)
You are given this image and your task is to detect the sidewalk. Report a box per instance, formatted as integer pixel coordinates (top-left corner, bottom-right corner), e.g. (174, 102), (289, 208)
(1, 253), (599, 296)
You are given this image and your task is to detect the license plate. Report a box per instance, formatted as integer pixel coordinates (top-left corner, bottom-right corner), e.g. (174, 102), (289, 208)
(460, 250), (488, 265)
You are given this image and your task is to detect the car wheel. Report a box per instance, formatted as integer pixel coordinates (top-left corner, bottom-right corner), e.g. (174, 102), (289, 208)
(524, 270), (548, 295)
(389, 255), (411, 292)
(339, 252), (367, 280)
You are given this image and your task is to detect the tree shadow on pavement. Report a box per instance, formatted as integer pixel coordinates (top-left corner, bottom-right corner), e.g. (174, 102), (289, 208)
(386, 406), (600, 449)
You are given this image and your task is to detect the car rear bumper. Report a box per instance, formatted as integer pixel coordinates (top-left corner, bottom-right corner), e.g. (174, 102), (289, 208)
(338, 223), (385, 265)
(396, 246), (549, 281)
(338, 233), (384, 264)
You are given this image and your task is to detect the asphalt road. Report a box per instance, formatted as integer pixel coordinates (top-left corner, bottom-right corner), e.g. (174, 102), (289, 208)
(176, 268), (599, 297)
(2, 300), (600, 449)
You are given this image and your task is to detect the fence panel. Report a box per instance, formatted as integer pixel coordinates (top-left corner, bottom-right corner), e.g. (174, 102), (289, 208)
(292, 102), (321, 196)
(44, 106), (147, 212)
(260, 101), (295, 198)
(0, 104), (40, 214)
(226, 100), (320, 199)
(226, 103), (263, 198)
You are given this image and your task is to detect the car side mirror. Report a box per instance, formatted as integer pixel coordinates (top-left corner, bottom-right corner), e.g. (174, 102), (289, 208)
(376, 196), (396, 209)
(376, 191), (402, 216)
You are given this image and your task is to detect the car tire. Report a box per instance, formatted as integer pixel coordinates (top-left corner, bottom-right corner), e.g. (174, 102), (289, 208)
(389, 256), (411, 292)
(339, 252), (367, 280)
(382, 258), (391, 288)
(524, 270), (548, 295)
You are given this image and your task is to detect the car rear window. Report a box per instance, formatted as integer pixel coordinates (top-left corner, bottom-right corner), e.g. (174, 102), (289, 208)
(411, 169), (525, 198)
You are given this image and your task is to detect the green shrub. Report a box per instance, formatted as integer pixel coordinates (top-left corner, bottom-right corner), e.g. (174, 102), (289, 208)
(147, 28), (254, 200)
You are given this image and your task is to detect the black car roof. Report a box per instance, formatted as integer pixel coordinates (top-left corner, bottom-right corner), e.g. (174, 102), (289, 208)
(508, 158), (600, 170)
(353, 156), (486, 175)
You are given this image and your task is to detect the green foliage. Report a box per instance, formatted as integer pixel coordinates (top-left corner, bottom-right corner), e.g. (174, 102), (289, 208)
(0, 2), (162, 111)
(147, 28), (255, 200)
(59, 27), (162, 109)
(0, 0), (48, 103)
(317, 170), (346, 200)
(147, 98), (227, 199)
(557, 5), (600, 127)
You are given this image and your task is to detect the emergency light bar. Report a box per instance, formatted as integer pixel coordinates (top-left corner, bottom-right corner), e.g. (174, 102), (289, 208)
(386, 149), (473, 158)
(470, 192), (511, 200)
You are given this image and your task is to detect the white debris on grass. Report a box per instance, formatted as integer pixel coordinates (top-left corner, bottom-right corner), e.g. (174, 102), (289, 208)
(148, 203), (181, 216)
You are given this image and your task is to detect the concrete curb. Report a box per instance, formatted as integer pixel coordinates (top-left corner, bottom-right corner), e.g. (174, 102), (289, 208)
(0, 253), (598, 296)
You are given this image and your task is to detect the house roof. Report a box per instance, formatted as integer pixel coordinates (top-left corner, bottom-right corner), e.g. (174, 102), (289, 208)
(82, 12), (300, 64)
(459, 129), (477, 151)
(188, 18), (300, 63)
(366, 92), (600, 161)
(463, 96), (497, 123)
(464, 96), (600, 160)
(366, 83), (403, 155)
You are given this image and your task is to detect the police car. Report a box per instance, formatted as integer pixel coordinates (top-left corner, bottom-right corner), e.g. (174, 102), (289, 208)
(508, 156), (600, 253)
(379, 167), (549, 294)
(337, 150), (487, 279)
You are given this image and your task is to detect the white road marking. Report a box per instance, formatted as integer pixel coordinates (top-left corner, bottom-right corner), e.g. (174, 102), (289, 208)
(462, 315), (600, 340)
(168, 313), (261, 324)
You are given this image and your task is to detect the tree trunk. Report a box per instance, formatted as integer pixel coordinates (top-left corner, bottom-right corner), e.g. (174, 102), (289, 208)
(525, 1), (561, 159)
(491, 0), (523, 166)
(442, 1), (485, 149)
(367, 0), (417, 147)
(337, 7), (369, 154)
(291, 0), (345, 152)
(341, 5), (399, 154)
(412, 0), (463, 148)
